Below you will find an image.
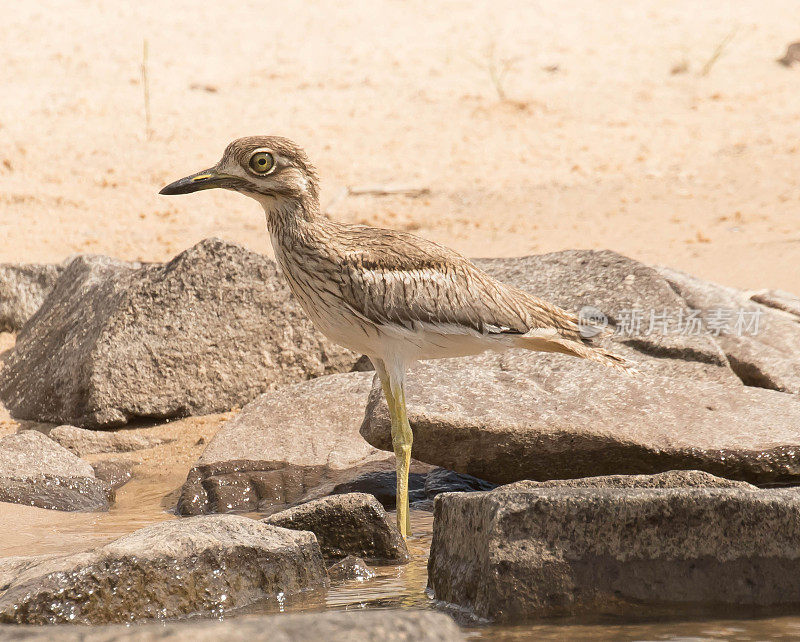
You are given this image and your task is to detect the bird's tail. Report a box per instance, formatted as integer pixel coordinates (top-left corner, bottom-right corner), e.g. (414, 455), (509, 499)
(513, 335), (638, 374)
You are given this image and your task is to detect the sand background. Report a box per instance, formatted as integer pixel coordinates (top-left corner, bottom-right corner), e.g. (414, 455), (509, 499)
(1, 1), (798, 293)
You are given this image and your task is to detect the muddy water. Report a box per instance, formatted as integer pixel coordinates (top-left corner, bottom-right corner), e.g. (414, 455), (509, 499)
(5, 475), (800, 640)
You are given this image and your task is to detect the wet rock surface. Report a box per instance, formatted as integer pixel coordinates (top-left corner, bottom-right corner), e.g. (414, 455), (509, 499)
(360, 349), (800, 485)
(0, 514), (327, 624)
(0, 430), (110, 511)
(3, 609), (463, 640)
(326, 555), (376, 582)
(90, 460), (135, 492)
(0, 262), (63, 333)
(0, 239), (357, 428)
(424, 468), (497, 498)
(332, 469), (428, 509)
(428, 471), (800, 622)
(178, 372), (394, 516)
(48, 425), (175, 457)
(264, 493), (409, 564)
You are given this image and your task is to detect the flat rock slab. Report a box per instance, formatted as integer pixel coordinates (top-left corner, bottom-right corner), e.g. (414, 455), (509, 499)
(178, 372), (393, 515)
(0, 431), (109, 511)
(48, 425), (175, 457)
(360, 350), (800, 485)
(0, 514), (327, 624)
(428, 471), (800, 622)
(0, 262), (63, 333)
(2, 610), (463, 641)
(264, 493), (408, 564)
(0, 238), (357, 427)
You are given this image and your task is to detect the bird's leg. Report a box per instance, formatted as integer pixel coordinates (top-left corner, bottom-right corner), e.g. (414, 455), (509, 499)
(391, 381), (413, 538)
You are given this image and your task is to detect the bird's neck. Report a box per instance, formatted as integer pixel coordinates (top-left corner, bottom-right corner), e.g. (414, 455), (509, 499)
(253, 192), (323, 240)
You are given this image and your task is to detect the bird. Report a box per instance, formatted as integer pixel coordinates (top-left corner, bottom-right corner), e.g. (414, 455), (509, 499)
(160, 136), (632, 539)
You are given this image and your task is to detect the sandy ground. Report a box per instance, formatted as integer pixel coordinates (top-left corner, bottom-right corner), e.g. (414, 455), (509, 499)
(1, 1), (799, 293)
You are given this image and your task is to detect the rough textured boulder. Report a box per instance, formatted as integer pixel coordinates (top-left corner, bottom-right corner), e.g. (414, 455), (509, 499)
(360, 350), (800, 485)
(428, 472), (800, 621)
(2, 610), (463, 641)
(90, 460), (135, 492)
(0, 430), (110, 511)
(658, 266), (800, 394)
(0, 262), (63, 333)
(750, 288), (800, 318)
(264, 493), (408, 564)
(0, 514), (327, 624)
(48, 425), (174, 457)
(0, 239), (357, 427)
(475, 251), (737, 384)
(178, 371), (393, 515)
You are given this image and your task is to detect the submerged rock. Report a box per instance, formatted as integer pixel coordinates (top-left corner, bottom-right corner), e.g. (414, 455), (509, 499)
(326, 555), (376, 582)
(0, 430), (110, 511)
(178, 372), (393, 516)
(1, 609), (463, 640)
(264, 493), (408, 564)
(428, 471), (800, 621)
(0, 262), (63, 333)
(0, 514), (327, 624)
(0, 239), (357, 427)
(49, 425), (175, 457)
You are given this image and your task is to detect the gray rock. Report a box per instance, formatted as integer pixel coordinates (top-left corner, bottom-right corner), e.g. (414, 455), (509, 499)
(475, 251), (738, 384)
(2, 610), (463, 641)
(0, 430), (110, 511)
(360, 350), (800, 485)
(0, 239), (357, 427)
(497, 469), (754, 492)
(750, 288), (800, 318)
(0, 262), (63, 333)
(48, 425), (175, 457)
(428, 475), (800, 621)
(0, 514), (327, 624)
(424, 468), (497, 498)
(326, 555), (376, 582)
(331, 469), (428, 509)
(178, 372), (393, 516)
(658, 266), (800, 394)
(264, 493), (408, 564)
(90, 459), (135, 492)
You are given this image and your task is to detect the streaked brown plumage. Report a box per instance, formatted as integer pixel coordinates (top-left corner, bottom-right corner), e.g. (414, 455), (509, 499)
(160, 136), (631, 539)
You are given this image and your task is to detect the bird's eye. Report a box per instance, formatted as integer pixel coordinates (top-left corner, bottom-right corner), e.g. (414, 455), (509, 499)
(248, 151), (275, 174)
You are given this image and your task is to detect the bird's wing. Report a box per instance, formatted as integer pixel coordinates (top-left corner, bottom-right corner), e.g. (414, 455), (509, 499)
(334, 226), (584, 342)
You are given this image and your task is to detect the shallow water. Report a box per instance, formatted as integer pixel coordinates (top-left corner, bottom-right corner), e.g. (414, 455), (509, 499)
(5, 475), (800, 640)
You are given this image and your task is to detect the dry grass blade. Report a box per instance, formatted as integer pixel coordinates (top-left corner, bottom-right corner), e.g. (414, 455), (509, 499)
(699, 28), (738, 76)
(141, 39), (153, 140)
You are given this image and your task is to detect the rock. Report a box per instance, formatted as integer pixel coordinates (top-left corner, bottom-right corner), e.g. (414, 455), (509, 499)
(1, 610), (463, 640)
(326, 555), (375, 582)
(90, 460), (135, 492)
(178, 371), (397, 516)
(0, 431), (110, 511)
(0, 262), (63, 333)
(750, 288), (800, 318)
(332, 470), (428, 509)
(658, 267), (800, 394)
(424, 468), (497, 498)
(360, 350), (800, 485)
(0, 239), (357, 427)
(0, 514), (327, 624)
(475, 251), (738, 384)
(264, 493), (408, 564)
(48, 425), (175, 457)
(428, 474), (800, 621)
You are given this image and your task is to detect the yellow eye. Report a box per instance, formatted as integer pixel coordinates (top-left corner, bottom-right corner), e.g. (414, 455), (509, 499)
(248, 151), (275, 174)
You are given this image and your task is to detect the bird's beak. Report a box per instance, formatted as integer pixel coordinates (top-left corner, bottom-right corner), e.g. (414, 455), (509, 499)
(159, 168), (229, 195)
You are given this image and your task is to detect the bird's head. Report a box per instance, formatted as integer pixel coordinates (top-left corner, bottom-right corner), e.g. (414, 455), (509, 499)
(159, 136), (319, 207)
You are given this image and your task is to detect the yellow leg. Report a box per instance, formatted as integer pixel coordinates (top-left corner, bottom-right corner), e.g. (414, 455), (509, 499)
(392, 382), (413, 538)
(373, 359), (412, 539)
